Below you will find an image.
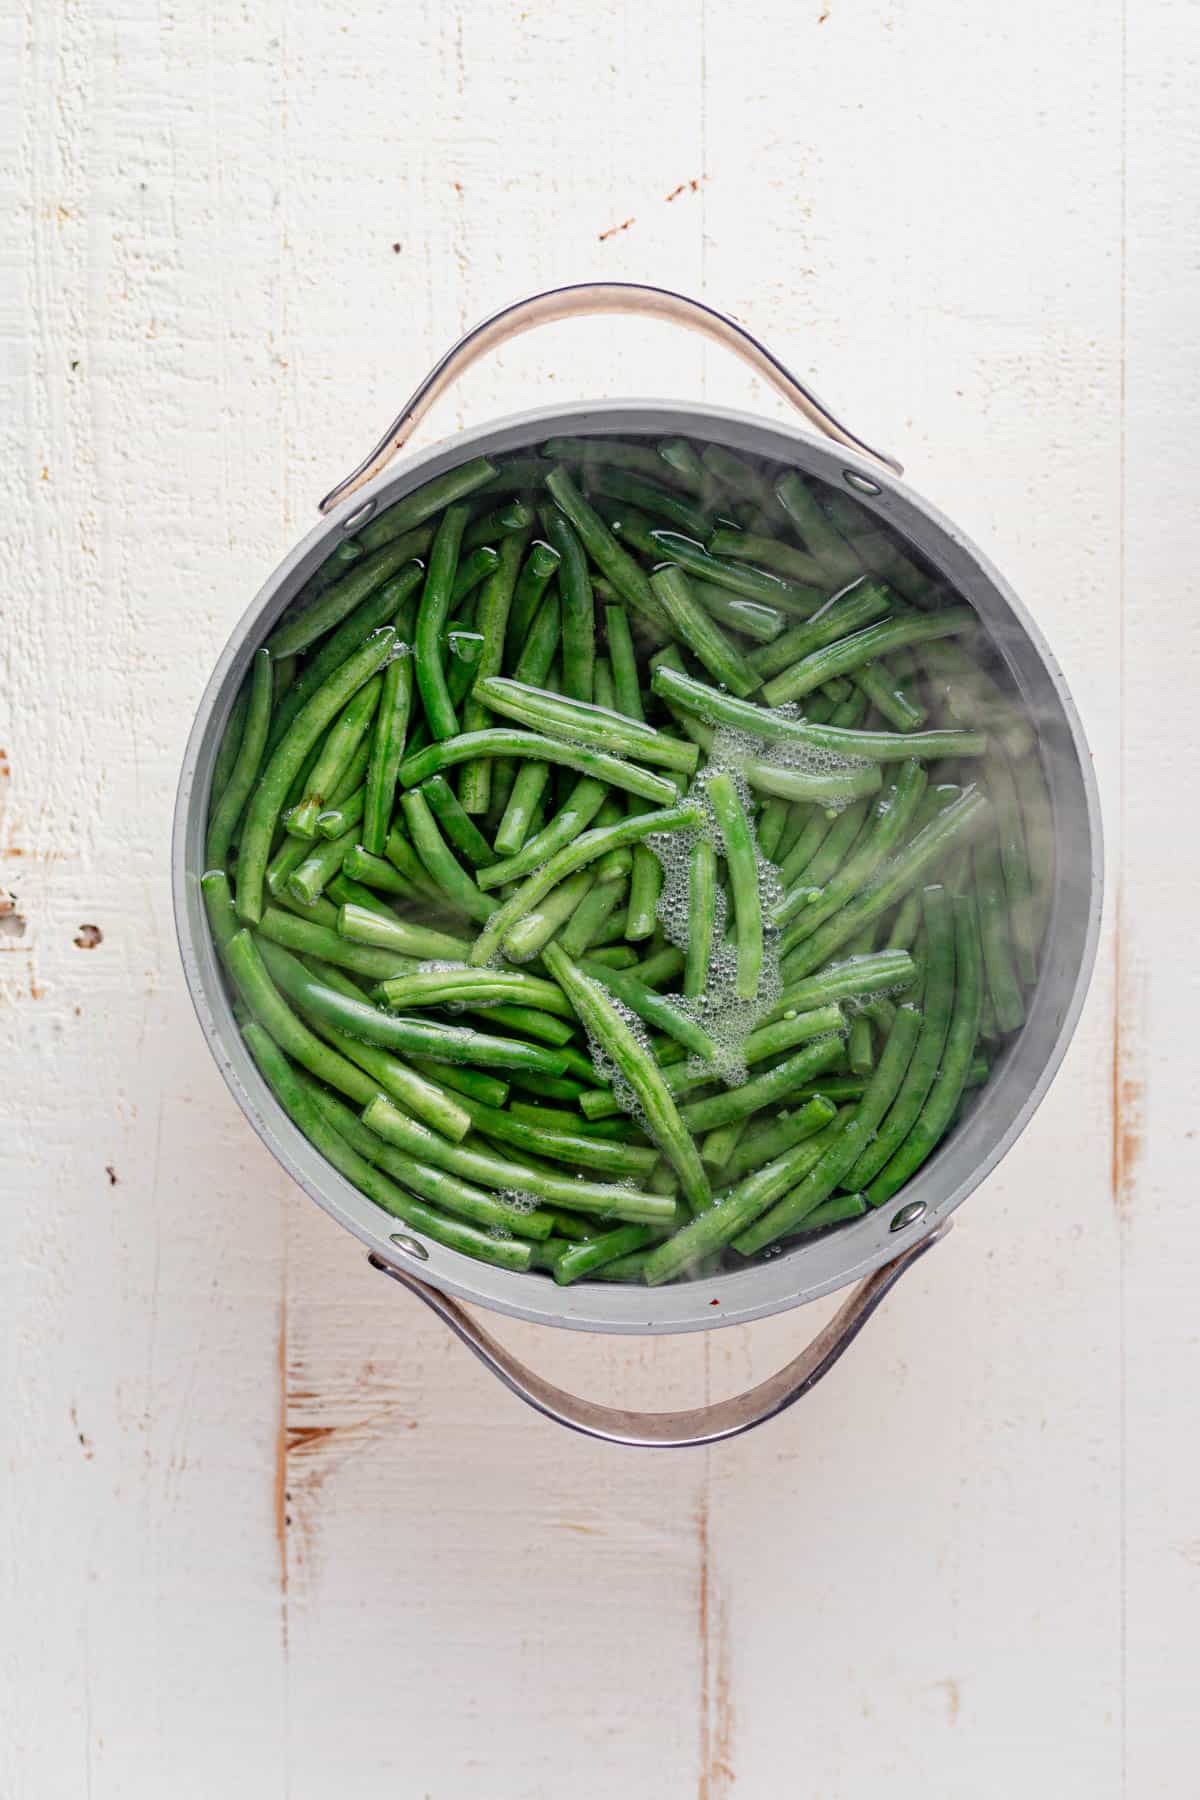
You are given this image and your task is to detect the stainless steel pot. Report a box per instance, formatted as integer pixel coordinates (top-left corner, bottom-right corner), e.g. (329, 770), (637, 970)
(173, 283), (1103, 1447)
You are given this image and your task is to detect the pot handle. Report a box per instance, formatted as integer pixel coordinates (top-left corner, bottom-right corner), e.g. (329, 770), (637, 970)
(319, 280), (902, 515)
(367, 1221), (949, 1449)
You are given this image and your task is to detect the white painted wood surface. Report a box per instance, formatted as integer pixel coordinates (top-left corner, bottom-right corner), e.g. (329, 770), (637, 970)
(3, 1), (1197, 1793)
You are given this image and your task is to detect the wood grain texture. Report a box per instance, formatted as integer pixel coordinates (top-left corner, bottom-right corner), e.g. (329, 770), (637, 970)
(3, 1), (1196, 1795)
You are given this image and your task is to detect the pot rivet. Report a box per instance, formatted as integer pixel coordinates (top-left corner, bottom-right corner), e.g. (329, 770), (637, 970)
(343, 498), (377, 532)
(890, 1200), (926, 1232)
(389, 1231), (430, 1262)
(843, 469), (883, 496)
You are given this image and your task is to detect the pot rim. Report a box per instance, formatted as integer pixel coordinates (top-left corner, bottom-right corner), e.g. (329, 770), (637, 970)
(173, 398), (1103, 1335)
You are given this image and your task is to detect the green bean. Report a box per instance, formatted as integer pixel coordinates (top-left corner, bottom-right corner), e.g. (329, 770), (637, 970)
(449, 1095), (658, 1179)
(762, 608), (978, 708)
(678, 1035), (844, 1135)
(256, 936), (569, 1076)
(285, 825), (361, 908)
(796, 799), (870, 892)
(506, 1101), (647, 1144)
(337, 845), (419, 903)
(921, 639), (1035, 759)
(503, 870), (594, 963)
(398, 728), (679, 807)
(362, 1094), (674, 1224)
(210, 683), (249, 808)
(545, 436), (696, 491)
(847, 1014), (875, 1075)
(705, 527), (828, 590)
(241, 1021), (531, 1270)
(719, 1098), (844, 1187)
(478, 776), (608, 889)
(553, 1222), (672, 1285)
(706, 771), (763, 1000)
(479, 455), (558, 495)
(577, 957), (719, 1062)
(558, 877), (628, 958)
(504, 542), (561, 667)
(658, 705), (883, 809)
(540, 506), (594, 703)
(493, 759), (554, 857)
(420, 774), (500, 869)
(462, 1002), (575, 1047)
(541, 464), (674, 634)
(780, 785), (989, 981)
(459, 531), (530, 813)
(701, 445), (790, 525)
(732, 1004), (923, 1254)
(762, 948), (917, 1025)
(686, 581), (787, 644)
(864, 895), (983, 1206)
(257, 905), (417, 982)
(851, 660), (928, 731)
(774, 471), (863, 583)
(317, 780), (366, 841)
(885, 889), (924, 951)
(288, 671), (383, 839)
(294, 958), (472, 1142)
(643, 1097), (841, 1284)
(682, 839), (717, 998)
(307, 1080), (553, 1242)
(267, 542), (425, 662)
(784, 1191), (868, 1235)
(778, 809), (834, 887)
(474, 676), (698, 774)
(226, 930), (382, 1105)
(413, 502), (469, 741)
(448, 544), (502, 608)
(756, 797), (790, 864)
(702, 1118), (749, 1169)
(267, 565), (424, 753)
(587, 466), (714, 540)
(642, 527), (823, 617)
(841, 887), (955, 1192)
(818, 490), (934, 606)
(398, 789), (498, 925)
(201, 868), (241, 964)
(747, 578), (893, 680)
(306, 538), (364, 595)
(648, 566), (762, 698)
(236, 627), (396, 924)
(975, 832), (1025, 1033)
(362, 627), (415, 855)
(470, 801), (699, 967)
(409, 1058), (508, 1108)
(507, 1071), (589, 1102)
(355, 457), (497, 553)
(655, 437), (707, 491)
(461, 499), (534, 553)
(337, 901), (470, 962)
(207, 649), (273, 868)
(378, 966), (572, 1018)
(777, 761), (927, 948)
(541, 944), (712, 1213)
(984, 752), (1038, 983)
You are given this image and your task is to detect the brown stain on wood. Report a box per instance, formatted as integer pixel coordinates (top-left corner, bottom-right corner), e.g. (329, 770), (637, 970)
(598, 217), (635, 241)
(74, 922), (102, 948)
(665, 178), (705, 202)
(697, 1485), (736, 1798)
(1111, 919), (1144, 1221)
(273, 1293), (288, 1612)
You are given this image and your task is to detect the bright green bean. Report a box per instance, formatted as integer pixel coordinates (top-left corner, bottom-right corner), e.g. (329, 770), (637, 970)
(413, 502), (469, 741)
(355, 457), (497, 553)
(398, 728), (680, 807)
(206, 648), (273, 868)
(762, 608), (977, 708)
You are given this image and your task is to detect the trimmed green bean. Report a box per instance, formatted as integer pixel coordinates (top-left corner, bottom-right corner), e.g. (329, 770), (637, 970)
(420, 774), (500, 869)
(399, 789), (498, 925)
(642, 1097), (841, 1284)
(677, 1035), (845, 1134)
(732, 1004), (924, 1254)
(985, 751), (1038, 984)
(459, 531), (530, 813)
(777, 761), (927, 948)
(762, 608), (977, 708)
(236, 627), (396, 924)
(706, 527), (828, 590)
(975, 832), (1026, 1033)
(356, 457), (497, 553)
(288, 671), (383, 839)
(378, 966), (572, 1018)
(504, 542), (561, 666)
(649, 566), (761, 698)
(267, 543), (425, 661)
(413, 502), (469, 741)
(558, 878), (628, 959)
(706, 771), (763, 1001)
(362, 1094), (674, 1224)
(337, 901), (469, 962)
(258, 905), (417, 982)
(543, 465), (666, 629)
(398, 728), (680, 807)
(286, 825), (361, 908)
(541, 944), (712, 1213)
(362, 631), (415, 855)
(207, 648), (273, 867)
(474, 676), (698, 775)
(450, 1095), (658, 1179)
(578, 957), (718, 1062)
(643, 527), (823, 616)
(864, 895), (983, 1206)
(478, 776), (608, 889)
(469, 801), (699, 967)
(553, 1222), (670, 1285)
(774, 471), (863, 583)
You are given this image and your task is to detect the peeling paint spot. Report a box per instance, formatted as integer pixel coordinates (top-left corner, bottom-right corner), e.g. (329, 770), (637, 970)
(665, 177), (706, 202)
(391, 242), (402, 253)
(105, 1165), (118, 1185)
(74, 923), (102, 948)
(0, 910), (26, 939)
(598, 217), (635, 241)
